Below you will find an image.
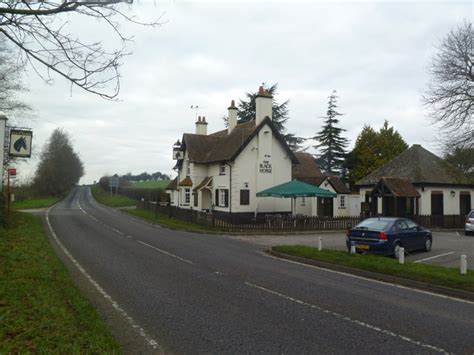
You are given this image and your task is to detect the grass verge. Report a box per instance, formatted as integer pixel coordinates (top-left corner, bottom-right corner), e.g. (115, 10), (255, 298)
(130, 180), (170, 189)
(91, 185), (136, 207)
(272, 245), (474, 292)
(12, 196), (62, 210)
(0, 213), (120, 352)
(125, 208), (221, 233)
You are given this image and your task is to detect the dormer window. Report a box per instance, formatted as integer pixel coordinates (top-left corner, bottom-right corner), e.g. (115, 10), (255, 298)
(219, 163), (226, 175)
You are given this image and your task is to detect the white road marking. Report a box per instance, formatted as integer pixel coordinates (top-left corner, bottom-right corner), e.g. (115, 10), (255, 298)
(245, 281), (449, 354)
(45, 206), (163, 352)
(137, 240), (194, 265)
(263, 253), (474, 305)
(414, 252), (455, 264)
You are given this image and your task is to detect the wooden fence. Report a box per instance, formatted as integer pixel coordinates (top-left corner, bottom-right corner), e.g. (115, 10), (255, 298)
(137, 202), (467, 232)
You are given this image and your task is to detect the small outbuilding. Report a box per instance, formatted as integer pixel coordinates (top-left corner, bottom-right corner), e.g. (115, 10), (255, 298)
(356, 144), (474, 217)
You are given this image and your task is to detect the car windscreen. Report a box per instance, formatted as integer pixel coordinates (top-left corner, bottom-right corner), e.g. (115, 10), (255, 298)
(354, 219), (391, 231)
(470, 211), (474, 218)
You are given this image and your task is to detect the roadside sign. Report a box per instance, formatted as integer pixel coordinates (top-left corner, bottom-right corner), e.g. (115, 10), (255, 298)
(8, 168), (16, 177)
(9, 129), (33, 158)
(109, 176), (120, 188)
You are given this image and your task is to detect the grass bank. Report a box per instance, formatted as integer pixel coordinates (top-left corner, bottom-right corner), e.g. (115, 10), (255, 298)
(272, 245), (474, 292)
(12, 196), (62, 210)
(91, 185), (136, 207)
(0, 213), (120, 352)
(125, 208), (220, 233)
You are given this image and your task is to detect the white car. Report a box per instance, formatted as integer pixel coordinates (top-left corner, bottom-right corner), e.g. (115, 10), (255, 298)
(465, 210), (474, 236)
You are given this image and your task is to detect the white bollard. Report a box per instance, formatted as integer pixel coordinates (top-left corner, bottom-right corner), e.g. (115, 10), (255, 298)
(350, 243), (356, 255)
(318, 237), (322, 251)
(399, 247), (405, 264)
(460, 255), (467, 275)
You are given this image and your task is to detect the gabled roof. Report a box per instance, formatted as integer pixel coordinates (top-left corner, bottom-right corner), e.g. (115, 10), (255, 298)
(181, 117), (297, 164)
(292, 152), (323, 179)
(356, 144), (471, 186)
(325, 176), (351, 194)
(371, 177), (421, 198)
(193, 176), (212, 191)
(179, 176), (193, 187)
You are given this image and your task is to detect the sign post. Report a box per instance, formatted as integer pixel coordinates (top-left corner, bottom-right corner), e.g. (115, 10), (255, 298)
(109, 176), (120, 196)
(0, 114), (7, 192)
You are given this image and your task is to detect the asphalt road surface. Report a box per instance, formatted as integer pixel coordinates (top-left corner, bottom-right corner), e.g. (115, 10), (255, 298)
(45, 188), (473, 354)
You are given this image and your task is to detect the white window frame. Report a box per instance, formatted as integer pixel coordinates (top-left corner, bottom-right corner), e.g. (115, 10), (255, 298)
(184, 188), (190, 205)
(186, 161), (191, 176)
(340, 195), (346, 208)
(301, 197), (306, 206)
(219, 189), (227, 207)
(219, 163), (226, 175)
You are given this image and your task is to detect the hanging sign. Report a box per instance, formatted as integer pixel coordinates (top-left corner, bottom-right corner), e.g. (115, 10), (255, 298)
(9, 129), (33, 158)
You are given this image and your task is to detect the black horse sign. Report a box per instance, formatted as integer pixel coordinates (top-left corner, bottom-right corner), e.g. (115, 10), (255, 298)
(9, 129), (33, 158)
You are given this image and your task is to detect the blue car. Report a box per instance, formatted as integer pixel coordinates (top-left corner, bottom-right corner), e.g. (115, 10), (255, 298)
(346, 217), (432, 258)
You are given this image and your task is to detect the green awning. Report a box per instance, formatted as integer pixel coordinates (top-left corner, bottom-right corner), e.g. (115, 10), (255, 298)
(256, 179), (337, 198)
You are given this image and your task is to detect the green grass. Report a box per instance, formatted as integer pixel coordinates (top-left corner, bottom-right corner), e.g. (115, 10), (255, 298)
(0, 213), (120, 353)
(125, 208), (221, 233)
(130, 180), (170, 189)
(12, 196), (62, 210)
(91, 185), (136, 207)
(272, 245), (474, 292)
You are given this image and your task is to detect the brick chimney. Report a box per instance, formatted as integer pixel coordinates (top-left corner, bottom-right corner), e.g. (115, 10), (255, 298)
(195, 116), (208, 135)
(255, 86), (272, 126)
(227, 100), (237, 134)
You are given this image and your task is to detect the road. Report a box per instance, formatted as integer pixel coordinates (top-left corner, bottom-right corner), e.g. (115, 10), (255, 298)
(45, 187), (473, 354)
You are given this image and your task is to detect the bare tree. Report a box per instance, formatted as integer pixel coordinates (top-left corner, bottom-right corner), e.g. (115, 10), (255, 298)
(423, 21), (473, 149)
(0, 1), (161, 99)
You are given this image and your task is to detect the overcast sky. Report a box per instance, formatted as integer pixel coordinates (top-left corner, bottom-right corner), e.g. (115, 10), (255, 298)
(11, 0), (472, 184)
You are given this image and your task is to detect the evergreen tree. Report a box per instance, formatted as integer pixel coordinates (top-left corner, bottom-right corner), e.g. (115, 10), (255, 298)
(313, 90), (348, 175)
(233, 83), (305, 151)
(346, 121), (408, 186)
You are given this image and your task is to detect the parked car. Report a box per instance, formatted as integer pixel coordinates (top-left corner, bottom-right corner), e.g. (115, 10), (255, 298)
(465, 210), (474, 236)
(346, 217), (432, 258)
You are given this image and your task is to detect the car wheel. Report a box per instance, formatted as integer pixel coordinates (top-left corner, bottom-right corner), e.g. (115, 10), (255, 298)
(424, 237), (432, 252)
(393, 243), (402, 259)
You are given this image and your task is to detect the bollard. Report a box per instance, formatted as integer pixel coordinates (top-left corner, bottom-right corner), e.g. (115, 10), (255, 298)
(460, 255), (467, 275)
(350, 242), (356, 255)
(398, 247), (405, 264)
(318, 237), (322, 251)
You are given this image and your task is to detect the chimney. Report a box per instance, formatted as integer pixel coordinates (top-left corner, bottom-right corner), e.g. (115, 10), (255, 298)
(227, 100), (237, 134)
(255, 85), (272, 125)
(195, 116), (208, 135)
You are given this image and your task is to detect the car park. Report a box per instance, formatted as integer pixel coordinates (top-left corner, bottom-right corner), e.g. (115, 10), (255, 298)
(465, 210), (474, 236)
(346, 217), (432, 258)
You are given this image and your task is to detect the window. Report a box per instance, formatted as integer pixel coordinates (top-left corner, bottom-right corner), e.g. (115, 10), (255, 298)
(186, 161), (191, 176)
(240, 190), (250, 205)
(405, 219), (418, 231)
(184, 188), (190, 205)
(219, 163), (226, 175)
(193, 192), (198, 207)
(340, 195), (346, 208)
(301, 197), (306, 206)
(395, 220), (408, 231)
(216, 189), (229, 207)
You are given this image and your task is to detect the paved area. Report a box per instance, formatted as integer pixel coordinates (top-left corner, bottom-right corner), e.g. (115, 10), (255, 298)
(231, 230), (474, 269)
(44, 187), (473, 353)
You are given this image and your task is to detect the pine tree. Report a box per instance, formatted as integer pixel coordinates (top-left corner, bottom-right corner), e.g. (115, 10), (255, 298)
(313, 90), (348, 175)
(233, 83), (305, 151)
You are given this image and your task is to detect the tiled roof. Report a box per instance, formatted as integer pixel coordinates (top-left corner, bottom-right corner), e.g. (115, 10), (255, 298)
(292, 152), (323, 179)
(326, 176), (351, 194)
(179, 176), (193, 187)
(374, 177), (421, 198)
(356, 144), (471, 186)
(182, 118), (297, 164)
(165, 177), (178, 191)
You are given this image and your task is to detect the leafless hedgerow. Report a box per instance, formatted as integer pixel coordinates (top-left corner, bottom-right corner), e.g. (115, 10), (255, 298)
(0, 1), (162, 99)
(423, 21), (473, 149)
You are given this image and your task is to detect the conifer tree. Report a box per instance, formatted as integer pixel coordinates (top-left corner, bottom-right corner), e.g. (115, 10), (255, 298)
(234, 83), (305, 151)
(313, 90), (348, 175)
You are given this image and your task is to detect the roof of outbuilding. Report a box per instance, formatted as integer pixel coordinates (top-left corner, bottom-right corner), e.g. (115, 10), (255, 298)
(356, 144), (471, 186)
(165, 177), (178, 191)
(372, 177), (421, 198)
(292, 152), (323, 179)
(181, 117), (297, 164)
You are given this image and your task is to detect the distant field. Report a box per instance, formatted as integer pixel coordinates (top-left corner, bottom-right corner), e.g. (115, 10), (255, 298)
(130, 180), (170, 189)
